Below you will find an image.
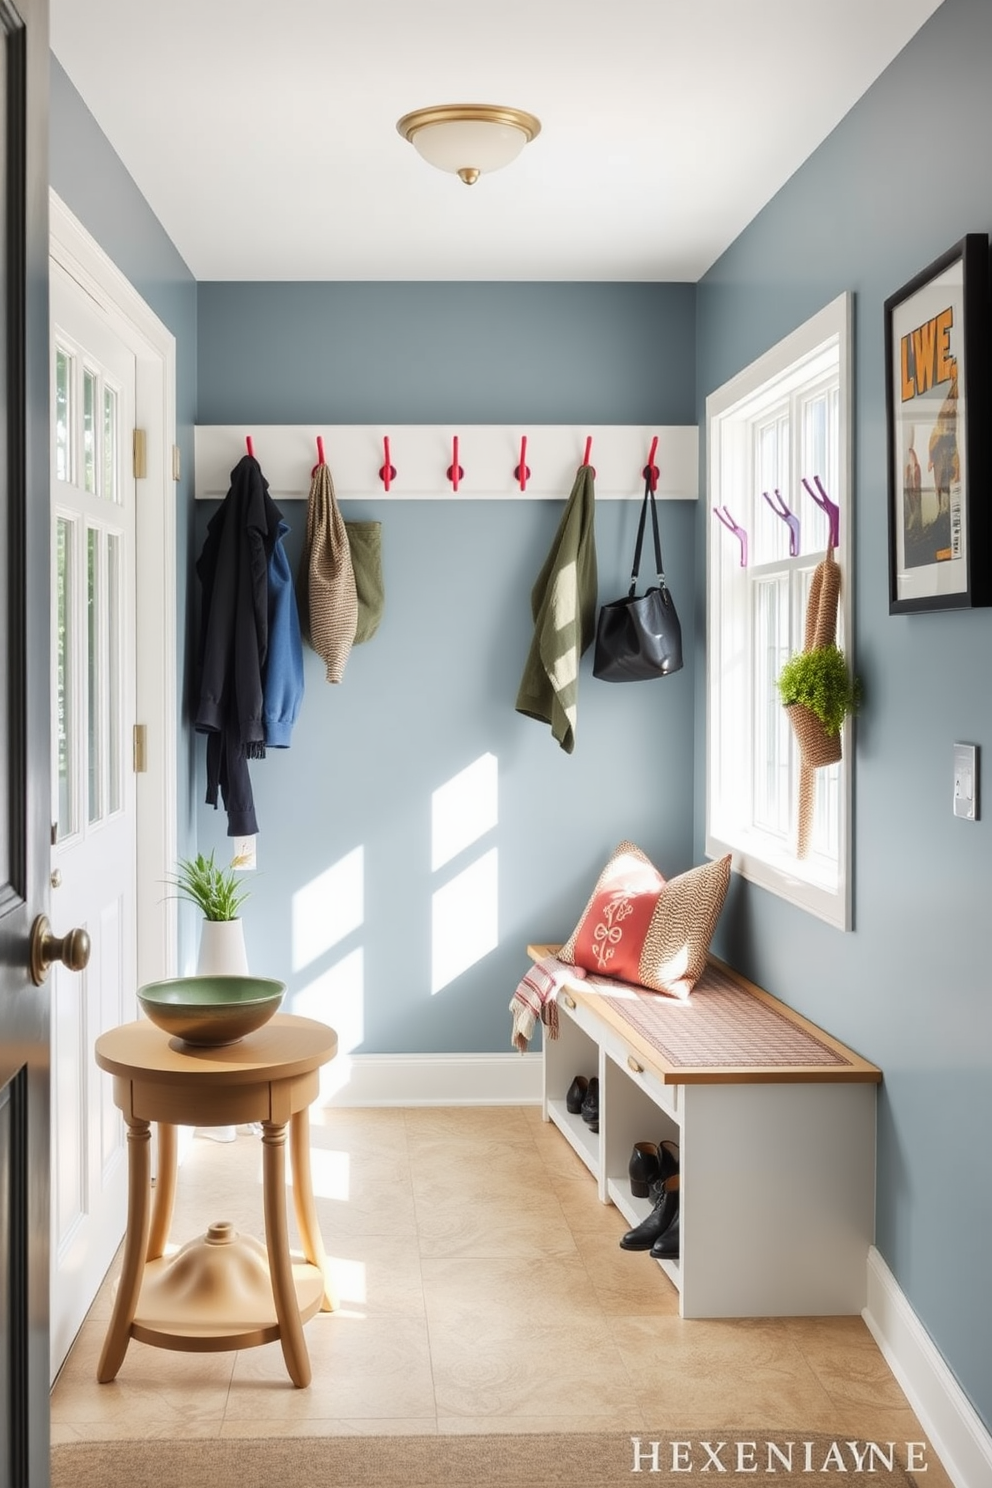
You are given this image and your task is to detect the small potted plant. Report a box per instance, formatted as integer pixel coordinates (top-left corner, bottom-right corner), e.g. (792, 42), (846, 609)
(777, 642), (861, 768)
(168, 851), (251, 975)
(775, 545), (861, 771)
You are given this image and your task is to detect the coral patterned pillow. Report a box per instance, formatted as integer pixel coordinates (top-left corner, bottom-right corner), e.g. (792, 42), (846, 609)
(558, 841), (731, 1000)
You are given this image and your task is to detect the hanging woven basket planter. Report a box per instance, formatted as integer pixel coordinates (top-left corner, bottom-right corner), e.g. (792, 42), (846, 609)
(775, 546), (859, 857)
(784, 700), (843, 770)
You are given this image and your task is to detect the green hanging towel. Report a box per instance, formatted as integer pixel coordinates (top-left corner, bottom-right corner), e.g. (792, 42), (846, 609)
(345, 520), (384, 644)
(515, 464), (598, 754)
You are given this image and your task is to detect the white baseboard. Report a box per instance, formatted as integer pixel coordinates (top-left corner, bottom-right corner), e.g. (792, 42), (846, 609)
(863, 1246), (992, 1488)
(316, 1051), (544, 1107)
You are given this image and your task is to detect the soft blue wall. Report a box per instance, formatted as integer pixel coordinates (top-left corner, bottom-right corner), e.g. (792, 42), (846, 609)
(48, 57), (200, 868)
(696, 0), (992, 1431)
(196, 283), (698, 1053)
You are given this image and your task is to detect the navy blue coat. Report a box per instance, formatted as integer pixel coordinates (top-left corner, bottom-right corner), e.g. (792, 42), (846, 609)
(195, 454), (282, 836)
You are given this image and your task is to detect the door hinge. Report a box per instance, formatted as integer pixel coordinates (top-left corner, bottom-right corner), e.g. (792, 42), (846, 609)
(172, 444), (181, 482)
(133, 428), (147, 479)
(133, 724), (148, 774)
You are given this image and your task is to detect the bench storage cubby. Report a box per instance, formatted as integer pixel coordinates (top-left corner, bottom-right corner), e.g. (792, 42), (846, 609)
(530, 944), (881, 1320)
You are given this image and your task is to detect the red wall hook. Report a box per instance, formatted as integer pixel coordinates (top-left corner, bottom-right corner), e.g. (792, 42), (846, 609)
(446, 435), (464, 492)
(582, 435), (596, 476)
(245, 435), (254, 458)
(514, 435), (531, 491)
(311, 434), (327, 476)
(379, 435), (396, 491)
(643, 435), (659, 491)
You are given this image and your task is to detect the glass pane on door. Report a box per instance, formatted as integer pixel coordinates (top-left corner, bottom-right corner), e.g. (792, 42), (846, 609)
(55, 346), (72, 484)
(83, 369), (97, 495)
(106, 533), (122, 814)
(83, 524), (126, 826)
(87, 526), (101, 824)
(55, 516), (78, 841)
(103, 385), (119, 505)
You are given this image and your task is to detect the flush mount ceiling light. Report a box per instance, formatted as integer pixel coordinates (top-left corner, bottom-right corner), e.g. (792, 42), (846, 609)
(396, 104), (541, 185)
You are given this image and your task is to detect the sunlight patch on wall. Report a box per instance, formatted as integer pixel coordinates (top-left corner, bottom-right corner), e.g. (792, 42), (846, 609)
(294, 947), (365, 1053)
(431, 753), (498, 871)
(431, 848), (498, 994)
(291, 847), (364, 973)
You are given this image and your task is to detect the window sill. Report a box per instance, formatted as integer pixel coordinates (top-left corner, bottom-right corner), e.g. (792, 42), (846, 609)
(706, 828), (850, 931)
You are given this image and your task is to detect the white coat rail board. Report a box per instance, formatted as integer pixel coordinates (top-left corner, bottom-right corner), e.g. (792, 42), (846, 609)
(193, 425), (699, 502)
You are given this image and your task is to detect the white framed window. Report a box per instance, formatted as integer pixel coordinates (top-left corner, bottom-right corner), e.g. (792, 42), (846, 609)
(705, 293), (854, 929)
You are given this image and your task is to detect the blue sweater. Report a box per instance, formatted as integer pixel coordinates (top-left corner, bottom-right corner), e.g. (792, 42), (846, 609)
(264, 520), (304, 747)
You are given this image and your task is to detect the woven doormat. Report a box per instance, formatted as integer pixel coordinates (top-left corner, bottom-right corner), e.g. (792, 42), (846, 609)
(51, 1429), (919, 1488)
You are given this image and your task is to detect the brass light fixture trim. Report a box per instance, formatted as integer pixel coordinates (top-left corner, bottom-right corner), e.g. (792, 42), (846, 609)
(396, 103), (541, 185)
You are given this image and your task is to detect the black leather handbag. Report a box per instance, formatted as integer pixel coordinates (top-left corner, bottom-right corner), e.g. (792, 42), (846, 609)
(592, 476), (683, 682)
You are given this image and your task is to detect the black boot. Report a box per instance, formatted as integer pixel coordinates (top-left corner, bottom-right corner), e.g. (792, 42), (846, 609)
(619, 1174), (679, 1251)
(650, 1208), (679, 1261)
(628, 1142), (660, 1197)
(580, 1077), (599, 1132)
(565, 1075), (589, 1114)
(628, 1136), (678, 1197)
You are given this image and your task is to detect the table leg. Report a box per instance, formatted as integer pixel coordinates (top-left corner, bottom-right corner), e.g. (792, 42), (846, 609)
(97, 1115), (152, 1383)
(261, 1119), (311, 1388)
(289, 1107), (338, 1312)
(147, 1121), (178, 1261)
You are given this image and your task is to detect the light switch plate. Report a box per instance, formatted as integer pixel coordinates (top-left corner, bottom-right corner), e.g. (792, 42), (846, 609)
(953, 742), (978, 821)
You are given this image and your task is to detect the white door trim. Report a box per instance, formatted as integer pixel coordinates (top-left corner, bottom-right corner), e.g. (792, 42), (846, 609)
(49, 191), (178, 989)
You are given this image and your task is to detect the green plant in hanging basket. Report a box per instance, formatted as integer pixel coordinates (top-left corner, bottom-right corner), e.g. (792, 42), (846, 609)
(166, 851), (250, 922)
(776, 643), (861, 737)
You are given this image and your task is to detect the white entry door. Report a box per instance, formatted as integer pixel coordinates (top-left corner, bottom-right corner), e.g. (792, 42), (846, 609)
(49, 262), (139, 1378)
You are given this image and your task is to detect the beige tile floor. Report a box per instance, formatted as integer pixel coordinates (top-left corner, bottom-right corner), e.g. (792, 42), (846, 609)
(50, 1105), (951, 1482)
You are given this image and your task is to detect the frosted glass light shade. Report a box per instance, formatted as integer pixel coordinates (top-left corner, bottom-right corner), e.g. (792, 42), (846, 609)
(397, 105), (541, 185)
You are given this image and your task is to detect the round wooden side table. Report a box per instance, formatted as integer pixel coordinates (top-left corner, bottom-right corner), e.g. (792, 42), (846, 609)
(94, 1013), (338, 1388)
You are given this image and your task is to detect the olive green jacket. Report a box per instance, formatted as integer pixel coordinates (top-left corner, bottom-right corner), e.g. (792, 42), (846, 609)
(515, 464), (598, 754)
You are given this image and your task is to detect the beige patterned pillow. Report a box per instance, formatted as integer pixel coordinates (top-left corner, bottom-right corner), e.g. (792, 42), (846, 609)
(558, 841), (731, 1000)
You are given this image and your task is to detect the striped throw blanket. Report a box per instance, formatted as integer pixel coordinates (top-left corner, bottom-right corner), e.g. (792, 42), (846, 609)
(510, 955), (588, 1052)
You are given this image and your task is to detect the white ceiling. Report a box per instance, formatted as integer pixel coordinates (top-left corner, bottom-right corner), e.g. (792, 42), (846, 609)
(51, 0), (943, 283)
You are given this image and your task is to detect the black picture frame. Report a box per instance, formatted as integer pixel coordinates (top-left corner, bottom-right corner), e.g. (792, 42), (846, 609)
(885, 233), (990, 614)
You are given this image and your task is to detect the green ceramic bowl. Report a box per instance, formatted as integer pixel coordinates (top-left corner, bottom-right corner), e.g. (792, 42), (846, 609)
(137, 975), (286, 1046)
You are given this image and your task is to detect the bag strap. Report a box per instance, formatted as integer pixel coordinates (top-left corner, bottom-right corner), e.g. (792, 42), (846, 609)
(628, 475), (666, 595)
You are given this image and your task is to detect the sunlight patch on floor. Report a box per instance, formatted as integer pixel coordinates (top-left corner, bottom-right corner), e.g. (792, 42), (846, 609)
(292, 1146), (350, 1203)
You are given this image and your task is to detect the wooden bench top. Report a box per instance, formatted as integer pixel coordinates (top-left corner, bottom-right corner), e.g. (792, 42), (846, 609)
(526, 944), (881, 1086)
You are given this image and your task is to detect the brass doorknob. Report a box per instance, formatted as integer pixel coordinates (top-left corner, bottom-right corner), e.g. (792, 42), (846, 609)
(29, 914), (91, 986)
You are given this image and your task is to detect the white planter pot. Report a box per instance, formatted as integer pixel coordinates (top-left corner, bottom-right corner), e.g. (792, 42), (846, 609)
(196, 918), (249, 977)
(195, 919), (249, 1141)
